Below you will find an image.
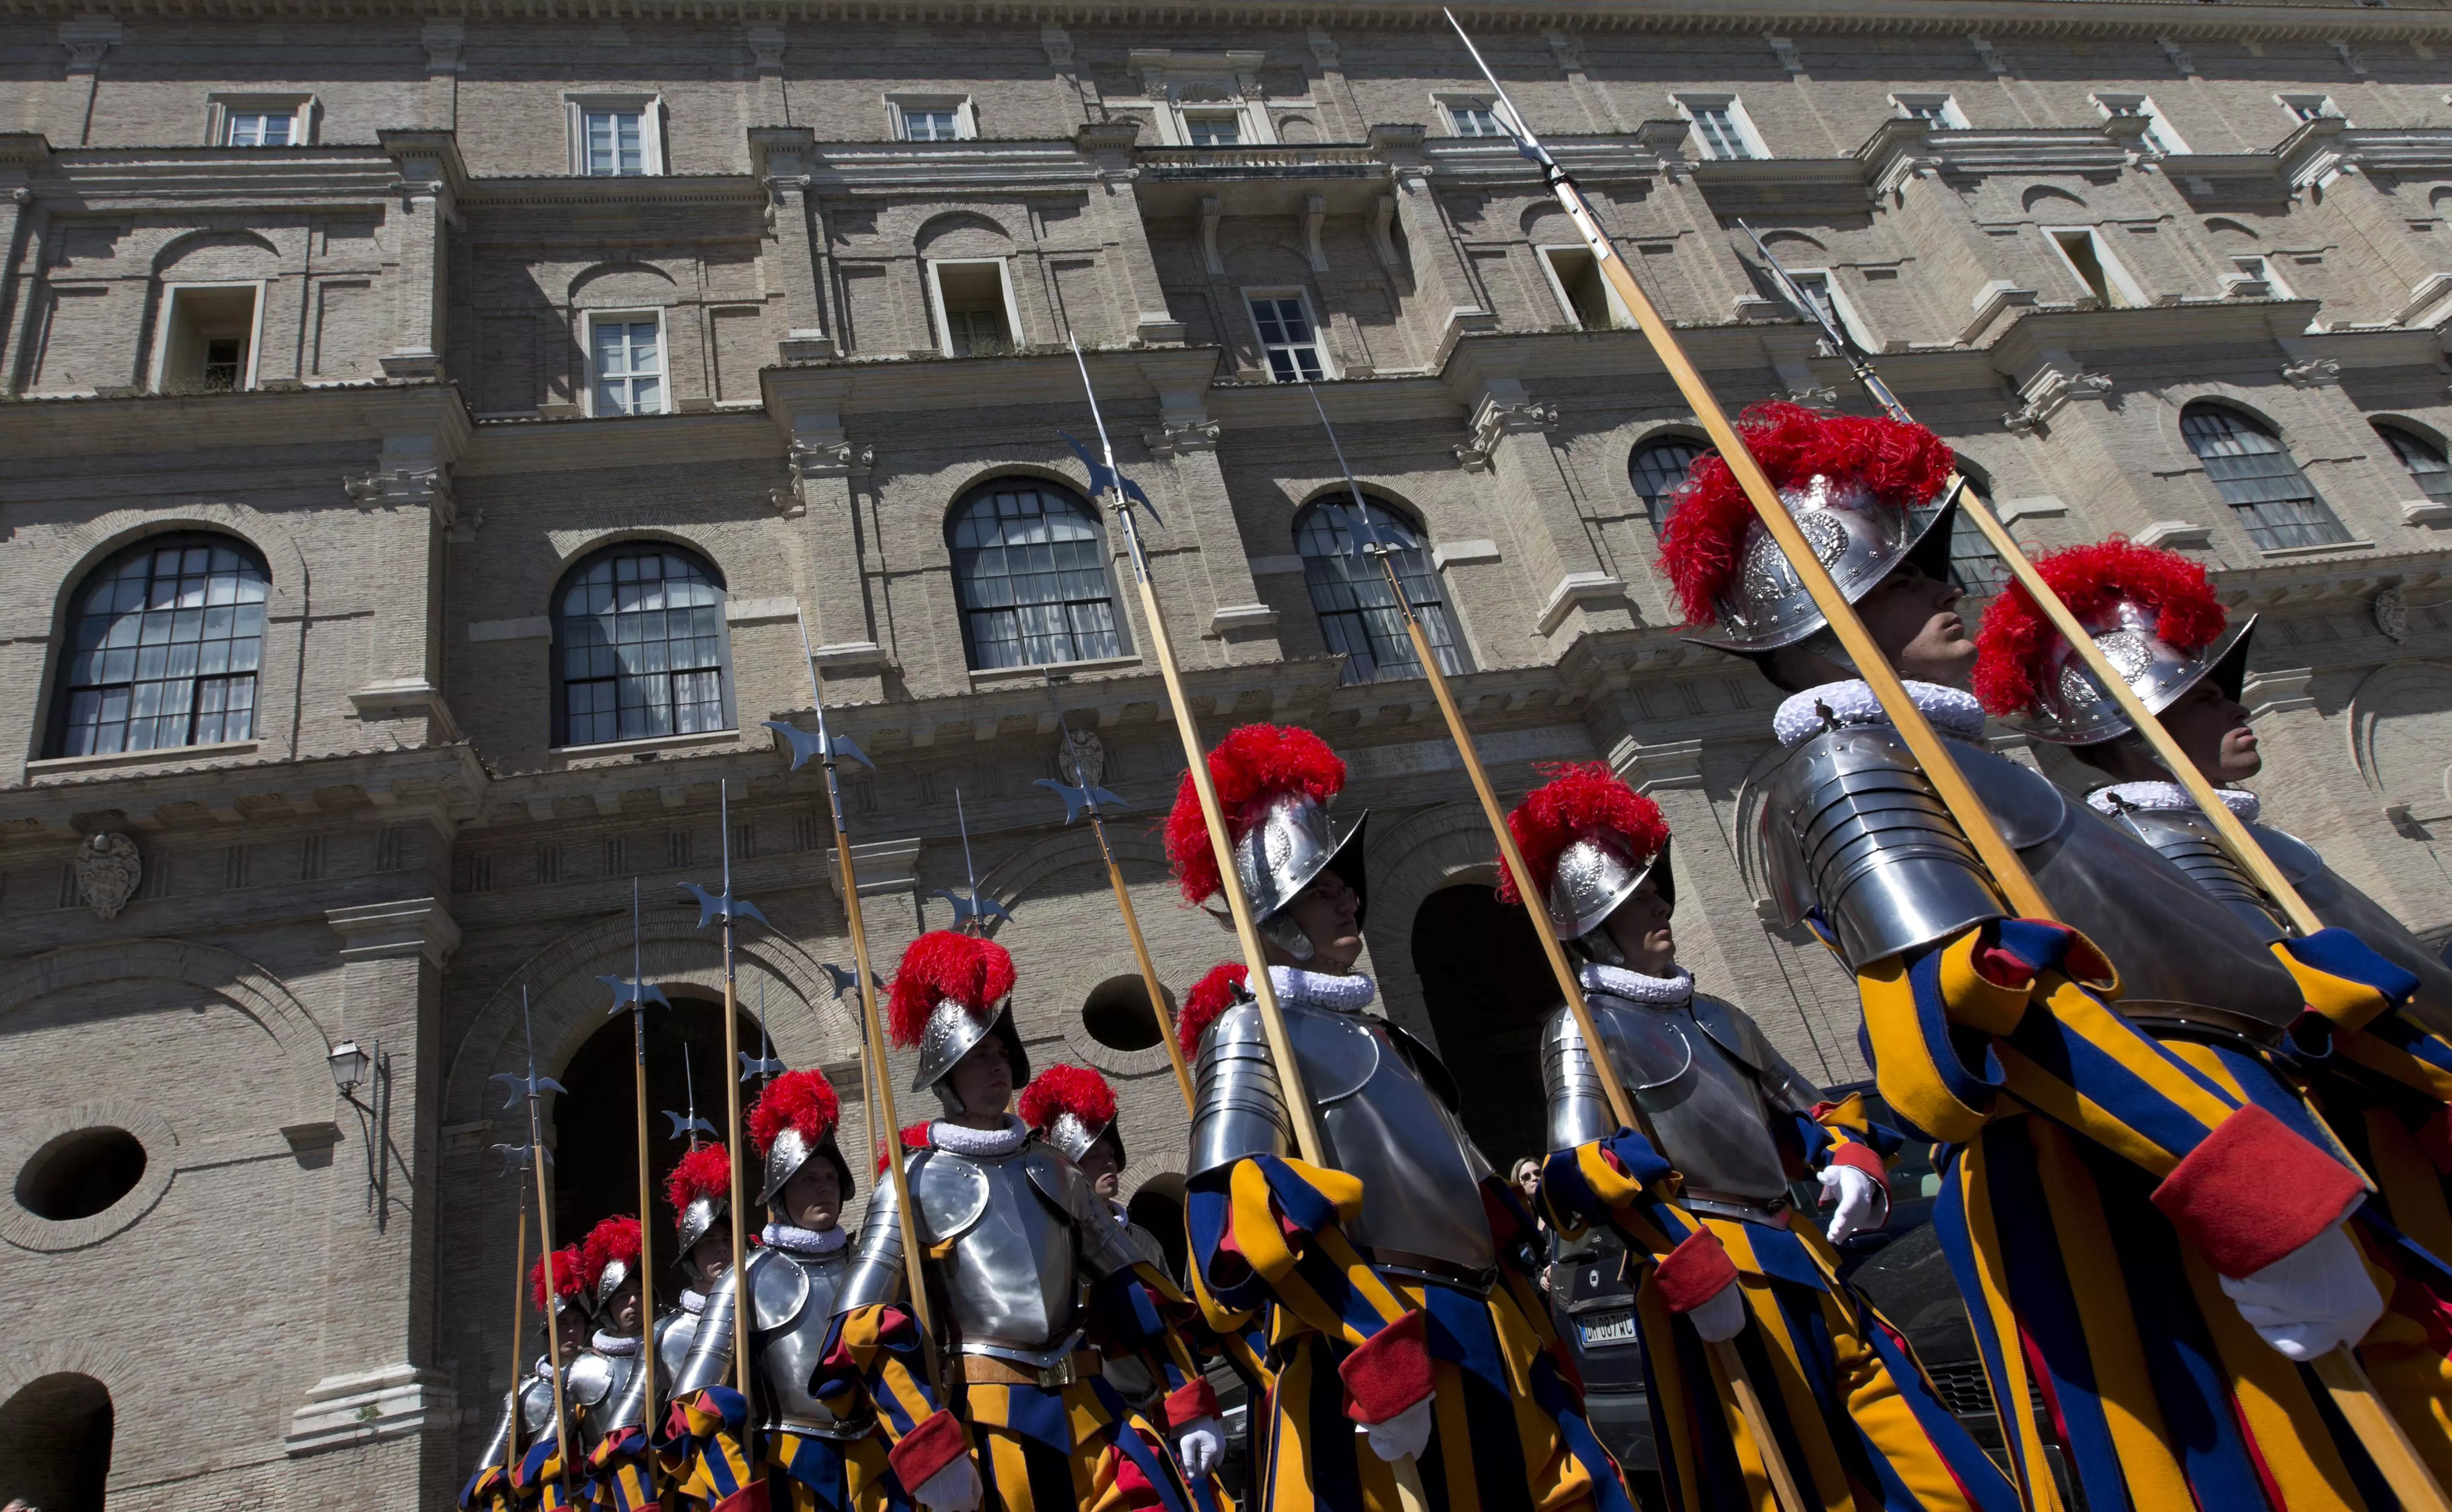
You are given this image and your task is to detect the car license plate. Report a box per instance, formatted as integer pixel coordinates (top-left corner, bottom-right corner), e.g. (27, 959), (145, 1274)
(1578, 1309), (1638, 1347)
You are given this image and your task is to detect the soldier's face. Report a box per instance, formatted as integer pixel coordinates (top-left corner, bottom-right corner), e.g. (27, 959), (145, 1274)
(606, 1276), (643, 1336)
(687, 1228), (734, 1289)
(1283, 872), (1364, 974)
(554, 1311), (586, 1363)
(2160, 679), (2261, 783)
(783, 1159), (843, 1232)
(949, 1034), (1014, 1119)
(1601, 878), (1676, 976)
(1076, 1138), (1122, 1200)
(1860, 564), (1975, 683)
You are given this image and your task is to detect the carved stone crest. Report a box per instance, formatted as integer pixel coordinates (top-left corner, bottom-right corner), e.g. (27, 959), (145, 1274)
(1060, 728), (1106, 788)
(2374, 586), (2409, 644)
(74, 832), (142, 920)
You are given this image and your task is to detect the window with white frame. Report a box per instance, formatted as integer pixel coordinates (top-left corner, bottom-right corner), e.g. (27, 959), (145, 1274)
(590, 315), (665, 415)
(152, 284), (262, 394)
(1445, 99), (1508, 138)
(892, 97), (974, 141)
(2042, 227), (2148, 309)
(2278, 94), (2345, 125)
(568, 97), (662, 177)
(2376, 422), (2452, 508)
(2180, 404), (2353, 552)
(1247, 293), (1327, 382)
(2092, 93), (2188, 155)
(1183, 111), (1243, 147)
(1892, 93), (1967, 128)
(2227, 254), (2296, 299)
(1674, 95), (1765, 160)
(928, 261), (1019, 357)
(1781, 269), (1877, 351)
(1539, 247), (1628, 331)
(209, 95), (313, 147)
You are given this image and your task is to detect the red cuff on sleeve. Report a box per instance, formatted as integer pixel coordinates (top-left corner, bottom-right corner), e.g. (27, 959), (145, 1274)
(1165, 1377), (1221, 1430)
(710, 1485), (772, 1512)
(1338, 1309), (1433, 1426)
(1655, 1229), (1739, 1314)
(1828, 1140), (1890, 1195)
(2150, 1103), (2364, 1278)
(886, 1408), (969, 1490)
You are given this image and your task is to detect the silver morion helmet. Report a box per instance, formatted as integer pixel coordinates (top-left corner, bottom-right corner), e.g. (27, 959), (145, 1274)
(1547, 832), (1675, 943)
(910, 997), (1031, 1114)
(1233, 789), (1370, 961)
(1707, 477), (1962, 654)
(2019, 612), (2258, 748)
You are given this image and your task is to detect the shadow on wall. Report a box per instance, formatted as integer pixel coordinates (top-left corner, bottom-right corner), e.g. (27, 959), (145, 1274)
(1409, 883), (1555, 1175)
(0, 1372), (112, 1512)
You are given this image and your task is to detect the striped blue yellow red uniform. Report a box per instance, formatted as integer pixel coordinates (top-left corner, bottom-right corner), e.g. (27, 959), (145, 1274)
(1186, 1152), (1634, 1512)
(659, 1379), (913, 1512)
(1540, 1118), (2021, 1512)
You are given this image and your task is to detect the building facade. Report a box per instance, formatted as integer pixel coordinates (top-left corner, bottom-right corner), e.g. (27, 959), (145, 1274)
(4, 0), (2452, 1504)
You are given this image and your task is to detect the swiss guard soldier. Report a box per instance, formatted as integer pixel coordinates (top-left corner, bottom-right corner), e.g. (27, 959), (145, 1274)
(1656, 400), (2390, 1510)
(1020, 1063), (1228, 1504)
(469, 1243), (593, 1512)
(1973, 536), (2452, 1484)
(1166, 723), (1645, 1512)
(822, 930), (1212, 1512)
(576, 1215), (661, 1509)
(665, 1068), (901, 1512)
(1504, 762), (2018, 1512)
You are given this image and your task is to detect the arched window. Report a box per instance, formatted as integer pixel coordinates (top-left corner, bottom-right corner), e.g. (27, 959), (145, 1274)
(0, 1373), (113, 1512)
(2180, 404), (2351, 551)
(1292, 495), (1467, 685)
(553, 543), (733, 747)
(48, 533), (269, 758)
(947, 478), (1124, 671)
(1629, 434), (1710, 533)
(2375, 422), (2452, 508)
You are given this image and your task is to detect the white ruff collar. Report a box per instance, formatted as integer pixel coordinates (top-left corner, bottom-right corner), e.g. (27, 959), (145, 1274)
(1579, 963), (1695, 1005)
(1775, 680), (1986, 749)
(929, 1115), (1029, 1158)
(763, 1221), (848, 1255)
(2087, 781), (2260, 822)
(678, 1289), (706, 1316)
(591, 1330), (640, 1355)
(1269, 965), (1378, 1012)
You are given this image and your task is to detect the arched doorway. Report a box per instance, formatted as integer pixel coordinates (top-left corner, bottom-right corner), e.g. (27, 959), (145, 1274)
(554, 990), (762, 1310)
(1408, 883), (1556, 1173)
(0, 1373), (112, 1512)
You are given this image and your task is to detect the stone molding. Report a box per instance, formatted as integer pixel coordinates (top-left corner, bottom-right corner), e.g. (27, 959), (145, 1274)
(327, 897), (463, 968)
(285, 1362), (459, 1456)
(1536, 570), (1629, 635)
(824, 837), (925, 900)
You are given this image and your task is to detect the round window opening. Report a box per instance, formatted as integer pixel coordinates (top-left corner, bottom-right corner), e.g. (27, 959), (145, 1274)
(1081, 976), (1177, 1053)
(16, 1127), (148, 1222)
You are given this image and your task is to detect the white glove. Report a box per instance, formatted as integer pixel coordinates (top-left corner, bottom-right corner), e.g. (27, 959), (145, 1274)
(1819, 1163), (1882, 1246)
(1174, 1419), (1222, 1481)
(1361, 1396), (1434, 1463)
(2220, 1222), (2384, 1361)
(912, 1454), (984, 1512)
(1687, 1280), (1748, 1343)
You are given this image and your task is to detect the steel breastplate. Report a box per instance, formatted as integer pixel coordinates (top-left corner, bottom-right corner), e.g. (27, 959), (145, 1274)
(1546, 997), (1793, 1204)
(1289, 1000), (1497, 1273)
(917, 1145), (1079, 1352)
(2108, 806), (2290, 938)
(2252, 824), (2452, 1037)
(657, 1310), (695, 1385)
(753, 1245), (855, 1433)
(518, 1374), (558, 1435)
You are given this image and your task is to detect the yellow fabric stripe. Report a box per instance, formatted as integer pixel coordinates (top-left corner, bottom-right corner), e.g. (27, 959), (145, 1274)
(1936, 931), (2045, 1037)
(1225, 1160), (1409, 1347)
(2339, 1029), (2452, 1104)
(1953, 1134), (2065, 1512)
(984, 1425), (1035, 1512)
(1712, 1221), (1848, 1512)
(1859, 955), (1992, 1145)
(2176, 1242), (2366, 1512)
(2271, 942), (2393, 1034)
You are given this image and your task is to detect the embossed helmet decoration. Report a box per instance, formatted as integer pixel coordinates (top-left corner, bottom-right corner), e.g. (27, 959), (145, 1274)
(663, 1143), (732, 1261)
(532, 1243), (593, 1323)
(1656, 402), (1958, 654)
(1973, 539), (2250, 746)
(889, 930), (1029, 1114)
(1501, 763), (1674, 944)
(1165, 723), (1368, 962)
(749, 1068), (856, 1206)
(1176, 962), (1252, 1060)
(1020, 1064), (1125, 1170)
(580, 1215), (644, 1313)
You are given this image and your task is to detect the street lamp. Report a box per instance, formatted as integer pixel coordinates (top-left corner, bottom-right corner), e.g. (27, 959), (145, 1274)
(329, 1039), (371, 1096)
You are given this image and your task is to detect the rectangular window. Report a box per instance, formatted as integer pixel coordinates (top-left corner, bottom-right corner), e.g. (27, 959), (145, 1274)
(1247, 294), (1326, 382)
(1783, 269), (1877, 350)
(590, 317), (664, 415)
(209, 95), (313, 147)
(2280, 94), (2341, 124)
(1688, 103), (1754, 159)
(584, 109), (646, 175)
(1893, 94), (1966, 128)
(893, 98), (973, 141)
(2045, 228), (2146, 309)
(226, 111), (295, 146)
(1448, 102), (1506, 138)
(1540, 247), (1625, 331)
(1185, 113), (1242, 147)
(2093, 93), (2188, 154)
(2230, 255), (2295, 299)
(929, 261), (1017, 357)
(152, 284), (262, 394)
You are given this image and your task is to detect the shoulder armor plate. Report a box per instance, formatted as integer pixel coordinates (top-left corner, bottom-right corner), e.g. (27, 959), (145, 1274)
(1687, 994), (1769, 1080)
(2250, 824), (2324, 887)
(912, 1148), (991, 1245)
(1946, 743), (2069, 848)
(1282, 1000), (1380, 1105)
(748, 1244), (812, 1333)
(565, 1352), (614, 1407)
(1024, 1145), (1092, 1223)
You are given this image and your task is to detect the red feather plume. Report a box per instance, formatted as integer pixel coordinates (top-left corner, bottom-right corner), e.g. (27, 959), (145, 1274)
(1165, 724), (1347, 907)
(531, 1244), (587, 1313)
(663, 1143), (731, 1219)
(887, 931), (1016, 1048)
(579, 1215), (642, 1295)
(750, 1068), (841, 1156)
(1499, 763), (1669, 907)
(1177, 962), (1251, 1058)
(1654, 402), (1954, 625)
(1019, 1064), (1118, 1137)
(1973, 539), (2227, 715)
(877, 1120), (931, 1176)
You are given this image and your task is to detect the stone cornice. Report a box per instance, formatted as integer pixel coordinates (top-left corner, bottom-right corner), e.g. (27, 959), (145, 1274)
(0, 380), (472, 465)
(0, 741), (488, 844)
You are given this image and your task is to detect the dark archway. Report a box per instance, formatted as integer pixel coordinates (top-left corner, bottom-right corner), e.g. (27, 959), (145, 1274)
(1408, 883), (1556, 1174)
(0, 1372), (113, 1512)
(554, 990), (760, 1310)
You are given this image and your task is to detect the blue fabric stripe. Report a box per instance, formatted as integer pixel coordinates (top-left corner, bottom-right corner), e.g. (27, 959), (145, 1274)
(2001, 1000), (2227, 1160)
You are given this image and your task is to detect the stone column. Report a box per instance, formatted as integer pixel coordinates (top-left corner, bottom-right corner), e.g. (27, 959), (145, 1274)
(1074, 122), (1179, 347)
(1138, 364), (1283, 666)
(1448, 361), (1633, 658)
(285, 895), (462, 1499)
(752, 129), (833, 362)
(1370, 126), (1498, 360)
(376, 130), (464, 382)
(422, 22), (464, 131)
(780, 400), (890, 703)
(0, 132), (52, 392)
